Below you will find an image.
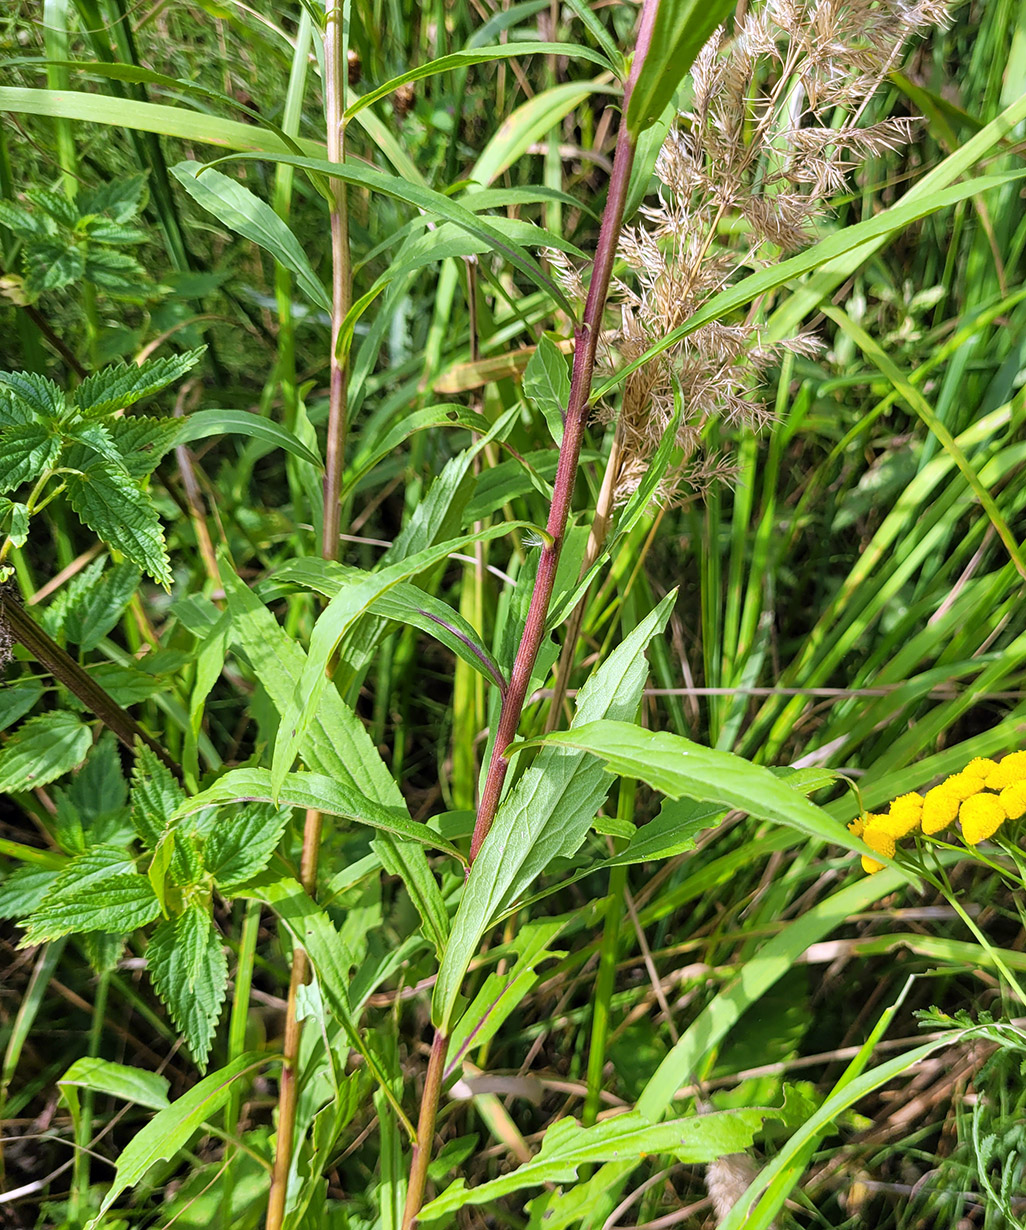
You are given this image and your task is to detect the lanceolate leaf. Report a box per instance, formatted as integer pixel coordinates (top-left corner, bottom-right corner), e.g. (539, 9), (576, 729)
(523, 333), (570, 446)
(0, 710), (91, 793)
(432, 593), (676, 1031)
(420, 1108), (776, 1217)
(175, 408), (323, 468)
(85, 1051), (269, 1229)
(146, 906), (228, 1069)
(171, 161), (331, 313)
(625, 0), (737, 135)
(176, 769), (464, 862)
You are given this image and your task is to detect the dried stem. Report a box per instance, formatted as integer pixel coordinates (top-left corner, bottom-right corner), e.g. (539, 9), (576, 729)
(267, 7), (350, 1226)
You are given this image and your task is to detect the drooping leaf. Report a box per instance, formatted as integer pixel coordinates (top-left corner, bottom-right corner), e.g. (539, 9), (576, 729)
(0, 710), (92, 793)
(63, 560), (142, 651)
(420, 1108), (777, 1217)
(64, 458), (172, 587)
(85, 1051), (267, 1229)
(146, 905), (228, 1068)
(177, 769), (464, 862)
(203, 802), (291, 891)
(175, 407), (323, 468)
(20, 843), (160, 945)
(0, 864), (59, 919)
(0, 423), (60, 493)
(171, 161), (331, 314)
(71, 348), (205, 417)
(59, 1058), (170, 1131)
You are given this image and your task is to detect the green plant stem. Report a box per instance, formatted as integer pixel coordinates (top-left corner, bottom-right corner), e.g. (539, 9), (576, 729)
(69, 967), (109, 1228)
(267, 13), (349, 1216)
(468, 0), (656, 863)
(222, 899), (261, 1221)
(0, 591), (179, 774)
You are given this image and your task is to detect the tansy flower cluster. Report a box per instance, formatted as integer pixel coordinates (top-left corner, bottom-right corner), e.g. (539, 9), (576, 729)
(850, 752), (1026, 873)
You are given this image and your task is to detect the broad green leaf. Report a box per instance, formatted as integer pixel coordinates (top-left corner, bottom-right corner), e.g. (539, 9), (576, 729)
(108, 416), (186, 479)
(0, 864), (58, 919)
(171, 161), (331, 313)
(147, 906), (228, 1068)
(20, 843), (160, 945)
(0, 677), (44, 732)
(0, 423), (60, 493)
(81, 174), (148, 222)
(65, 459), (172, 587)
(271, 521), (536, 792)
(0, 199), (52, 239)
(592, 167), (1026, 403)
(609, 797), (726, 865)
(0, 710), (91, 793)
(24, 241), (84, 294)
(63, 560), (142, 651)
(625, 0), (737, 135)
(26, 188), (80, 229)
(420, 1108), (775, 1217)
(203, 802), (291, 891)
(521, 722), (867, 851)
(131, 744), (187, 849)
(432, 593), (675, 1030)
(0, 370), (63, 422)
(71, 349), (205, 417)
(523, 333), (570, 446)
(85, 1051), (268, 1229)
(346, 43), (611, 119)
(175, 407), (323, 468)
(177, 769), (464, 862)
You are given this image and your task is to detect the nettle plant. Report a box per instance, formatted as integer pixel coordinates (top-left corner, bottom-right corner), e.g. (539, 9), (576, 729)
(3, 0), (1024, 1227)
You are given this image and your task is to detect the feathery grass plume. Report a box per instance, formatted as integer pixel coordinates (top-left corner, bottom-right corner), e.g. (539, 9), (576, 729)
(555, 0), (952, 508)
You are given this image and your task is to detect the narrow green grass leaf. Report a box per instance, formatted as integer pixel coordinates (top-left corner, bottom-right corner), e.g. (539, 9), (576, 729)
(346, 43), (612, 119)
(175, 408), (323, 468)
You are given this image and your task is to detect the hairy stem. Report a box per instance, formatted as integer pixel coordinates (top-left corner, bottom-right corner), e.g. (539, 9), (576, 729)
(400, 1029), (448, 1230)
(468, 0), (657, 862)
(267, 8), (350, 1226)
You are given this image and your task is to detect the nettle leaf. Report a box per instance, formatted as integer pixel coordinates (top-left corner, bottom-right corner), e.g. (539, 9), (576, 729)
(0, 200), (54, 240)
(82, 219), (148, 245)
(146, 905), (228, 1068)
(0, 865), (59, 920)
(24, 240), (86, 295)
(81, 175), (148, 223)
(523, 333), (570, 446)
(108, 416), (186, 479)
(0, 423), (61, 493)
(64, 459), (172, 588)
(132, 744), (187, 849)
(26, 188), (82, 230)
(0, 711), (92, 793)
(0, 677), (44, 732)
(20, 843), (160, 945)
(82, 248), (149, 293)
(62, 420), (124, 467)
(0, 371), (64, 423)
(63, 559), (142, 652)
(72, 349), (205, 418)
(203, 802), (291, 892)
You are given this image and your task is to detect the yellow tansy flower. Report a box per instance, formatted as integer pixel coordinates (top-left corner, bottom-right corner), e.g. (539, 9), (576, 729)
(921, 784), (960, 834)
(861, 824), (896, 874)
(964, 757), (999, 784)
(872, 792), (923, 838)
(986, 751), (1026, 791)
(848, 815), (865, 839)
(959, 793), (1005, 845)
(999, 781), (1026, 821)
(943, 772), (986, 802)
